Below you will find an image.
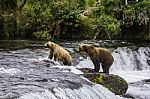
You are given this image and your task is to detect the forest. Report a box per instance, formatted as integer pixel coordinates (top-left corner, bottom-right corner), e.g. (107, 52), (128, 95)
(0, 0), (150, 40)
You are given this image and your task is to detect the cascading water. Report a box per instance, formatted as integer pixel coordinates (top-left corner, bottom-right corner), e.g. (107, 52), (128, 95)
(110, 47), (150, 99)
(19, 84), (120, 99)
(0, 40), (150, 99)
(0, 40), (121, 99)
(111, 47), (150, 72)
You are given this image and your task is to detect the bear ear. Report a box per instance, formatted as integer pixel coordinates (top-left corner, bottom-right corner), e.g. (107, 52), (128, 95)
(51, 42), (55, 45)
(81, 43), (84, 45)
(51, 42), (56, 48)
(79, 43), (84, 47)
(48, 41), (52, 44)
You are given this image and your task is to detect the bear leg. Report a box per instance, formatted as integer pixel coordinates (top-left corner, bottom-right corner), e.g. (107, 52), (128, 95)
(92, 60), (100, 72)
(63, 60), (71, 66)
(48, 51), (53, 59)
(63, 60), (68, 65)
(102, 63), (110, 74)
(54, 54), (58, 61)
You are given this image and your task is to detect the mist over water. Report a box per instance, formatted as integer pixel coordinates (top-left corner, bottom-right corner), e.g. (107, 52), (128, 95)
(0, 40), (150, 99)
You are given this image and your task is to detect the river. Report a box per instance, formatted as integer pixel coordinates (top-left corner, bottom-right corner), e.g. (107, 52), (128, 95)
(0, 40), (150, 99)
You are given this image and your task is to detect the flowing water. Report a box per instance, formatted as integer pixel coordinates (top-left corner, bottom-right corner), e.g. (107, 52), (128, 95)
(0, 40), (150, 99)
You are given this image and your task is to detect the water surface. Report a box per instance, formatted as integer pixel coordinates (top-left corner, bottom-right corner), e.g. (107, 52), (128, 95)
(0, 40), (150, 99)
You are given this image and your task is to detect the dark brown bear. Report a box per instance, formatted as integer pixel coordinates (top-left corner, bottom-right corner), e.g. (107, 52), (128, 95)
(76, 44), (114, 73)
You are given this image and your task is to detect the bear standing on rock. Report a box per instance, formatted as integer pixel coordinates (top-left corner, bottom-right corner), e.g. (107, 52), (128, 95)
(44, 41), (72, 66)
(76, 44), (114, 73)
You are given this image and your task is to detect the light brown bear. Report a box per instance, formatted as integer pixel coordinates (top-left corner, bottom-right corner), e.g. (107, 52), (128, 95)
(76, 44), (114, 73)
(44, 41), (72, 66)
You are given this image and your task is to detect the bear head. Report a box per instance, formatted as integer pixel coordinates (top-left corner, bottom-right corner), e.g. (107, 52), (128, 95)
(76, 44), (94, 53)
(44, 41), (56, 50)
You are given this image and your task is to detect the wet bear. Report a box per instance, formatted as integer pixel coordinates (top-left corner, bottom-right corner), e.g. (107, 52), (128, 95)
(76, 44), (114, 73)
(44, 41), (72, 66)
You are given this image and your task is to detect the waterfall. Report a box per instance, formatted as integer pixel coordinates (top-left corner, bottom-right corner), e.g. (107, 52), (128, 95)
(111, 47), (150, 72)
(19, 85), (120, 99)
(109, 47), (150, 99)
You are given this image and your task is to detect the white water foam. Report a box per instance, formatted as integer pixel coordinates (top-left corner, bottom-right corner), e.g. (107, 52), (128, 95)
(0, 67), (21, 75)
(108, 47), (150, 82)
(111, 70), (150, 83)
(19, 84), (121, 99)
(19, 90), (57, 99)
(51, 65), (83, 74)
(76, 57), (94, 69)
(127, 84), (150, 99)
(110, 47), (150, 72)
(111, 47), (137, 71)
(108, 47), (150, 99)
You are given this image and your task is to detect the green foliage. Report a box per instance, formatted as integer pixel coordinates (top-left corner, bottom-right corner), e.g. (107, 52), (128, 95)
(0, 0), (17, 11)
(94, 0), (122, 39)
(0, 14), (4, 38)
(3, 14), (16, 38)
(121, 0), (150, 39)
(86, 0), (97, 6)
(79, 14), (96, 37)
(18, 0), (53, 38)
(33, 31), (51, 40)
(49, 0), (86, 39)
(96, 14), (120, 37)
(123, 0), (150, 26)
(97, 0), (124, 16)
(0, 0), (149, 40)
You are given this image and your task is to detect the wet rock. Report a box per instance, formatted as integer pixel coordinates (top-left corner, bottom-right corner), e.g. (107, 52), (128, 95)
(35, 78), (48, 82)
(82, 70), (128, 95)
(122, 94), (135, 99)
(79, 68), (96, 73)
(143, 79), (150, 83)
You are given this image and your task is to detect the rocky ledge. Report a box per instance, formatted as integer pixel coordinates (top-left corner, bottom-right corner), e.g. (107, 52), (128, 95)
(80, 68), (128, 95)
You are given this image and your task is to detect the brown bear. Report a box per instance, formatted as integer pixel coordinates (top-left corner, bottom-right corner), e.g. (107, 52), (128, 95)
(44, 41), (72, 66)
(76, 44), (114, 73)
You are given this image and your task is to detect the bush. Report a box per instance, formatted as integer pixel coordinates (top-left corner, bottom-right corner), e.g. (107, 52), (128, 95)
(33, 31), (51, 40)
(96, 14), (120, 39)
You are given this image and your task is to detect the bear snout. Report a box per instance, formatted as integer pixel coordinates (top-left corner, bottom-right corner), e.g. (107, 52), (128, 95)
(44, 43), (49, 48)
(74, 48), (80, 52)
(43, 45), (47, 48)
(75, 46), (84, 52)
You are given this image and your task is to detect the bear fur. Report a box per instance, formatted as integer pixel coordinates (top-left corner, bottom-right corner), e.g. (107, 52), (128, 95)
(44, 41), (72, 66)
(76, 44), (114, 73)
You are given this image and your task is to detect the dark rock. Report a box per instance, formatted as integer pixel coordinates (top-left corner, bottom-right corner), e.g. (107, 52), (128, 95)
(143, 79), (150, 82)
(78, 68), (96, 73)
(35, 78), (48, 82)
(122, 94), (135, 99)
(83, 72), (128, 95)
(19, 77), (24, 80)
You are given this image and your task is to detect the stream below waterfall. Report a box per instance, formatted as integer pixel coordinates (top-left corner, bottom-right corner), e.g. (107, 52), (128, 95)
(0, 40), (150, 99)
